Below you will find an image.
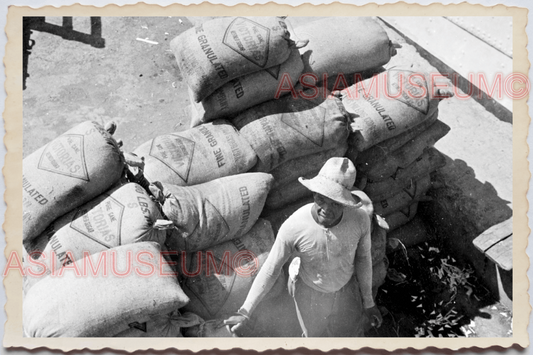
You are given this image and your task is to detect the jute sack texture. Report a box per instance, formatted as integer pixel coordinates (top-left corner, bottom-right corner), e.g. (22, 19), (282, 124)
(364, 174), (432, 202)
(266, 144), (348, 209)
(270, 143), (348, 190)
(292, 17), (396, 87)
(358, 120), (450, 180)
(365, 147), (446, 187)
(23, 121), (124, 242)
(355, 110), (439, 166)
(342, 69), (453, 151)
(113, 310), (204, 337)
(373, 176), (432, 216)
(171, 17), (293, 102)
(134, 120), (256, 186)
(261, 197), (313, 234)
(23, 242), (189, 337)
(23, 183), (166, 292)
(161, 173), (273, 252)
(179, 219), (275, 320)
(189, 47), (304, 126)
(383, 202), (418, 232)
(233, 88), (349, 172)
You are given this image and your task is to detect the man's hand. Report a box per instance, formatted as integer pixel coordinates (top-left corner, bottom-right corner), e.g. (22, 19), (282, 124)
(223, 312), (249, 337)
(364, 305), (383, 328)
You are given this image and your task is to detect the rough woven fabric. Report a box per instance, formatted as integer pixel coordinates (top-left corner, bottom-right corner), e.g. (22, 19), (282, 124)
(23, 121), (124, 243)
(342, 70), (451, 151)
(162, 173), (273, 252)
(134, 120), (257, 186)
(23, 183), (166, 292)
(189, 47), (304, 126)
(233, 88), (349, 172)
(23, 242), (189, 337)
(171, 16), (293, 102)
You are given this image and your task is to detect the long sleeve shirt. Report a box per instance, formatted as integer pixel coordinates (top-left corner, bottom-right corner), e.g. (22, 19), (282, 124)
(240, 203), (373, 315)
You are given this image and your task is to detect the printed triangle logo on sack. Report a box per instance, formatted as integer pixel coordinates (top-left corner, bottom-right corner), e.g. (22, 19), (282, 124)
(387, 69), (429, 115)
(70, 197), (125, 248)
(265, 64), (281, 80)
(128, 322), (147, 333)
(222, 17), (271, 68)
(37, 134), (89, 181)
(149, 134), (195, 183)
(185, 199), (230, 251)
(281, 105), (326, 147)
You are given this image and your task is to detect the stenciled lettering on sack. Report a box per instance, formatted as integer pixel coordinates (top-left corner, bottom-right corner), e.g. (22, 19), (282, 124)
(70, 197), (125, 248)
(197, 34), (228, 80)
(197, 125), (226, 168)
(224, 130), (244, 164)
(213, 89), (229, 111)
(360, 90), (396, 131)
(22, 175), (49, 205)
(49, 234), (73, 267)
(389, 70), (429, 115)
(150, 134), (195, 183)
(259, 119), (287, 162)
(37, 134), (89, 180)
(222, 17), (271, 68)
(235, 187), (251, 237)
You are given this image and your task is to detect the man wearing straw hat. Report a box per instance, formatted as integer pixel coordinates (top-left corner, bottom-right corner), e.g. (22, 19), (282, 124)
(225, 157), (382, 337)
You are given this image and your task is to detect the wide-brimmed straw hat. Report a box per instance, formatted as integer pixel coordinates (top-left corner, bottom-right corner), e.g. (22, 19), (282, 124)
(298, 157), (362, 208)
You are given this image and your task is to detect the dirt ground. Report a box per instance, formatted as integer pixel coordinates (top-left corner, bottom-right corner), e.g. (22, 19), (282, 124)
(22, 16), (513, 337)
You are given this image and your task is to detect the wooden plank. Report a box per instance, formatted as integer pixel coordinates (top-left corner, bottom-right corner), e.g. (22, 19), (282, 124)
(473, 218), (513, 252)
(379, 16), (513, 113)
(484, 236), (513, 271)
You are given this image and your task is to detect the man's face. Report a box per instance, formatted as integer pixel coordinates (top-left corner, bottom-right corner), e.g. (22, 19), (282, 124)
(313, 193), (344, 227)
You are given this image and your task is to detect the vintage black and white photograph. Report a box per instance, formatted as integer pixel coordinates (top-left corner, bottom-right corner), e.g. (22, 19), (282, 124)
(6, 2), (529, 351)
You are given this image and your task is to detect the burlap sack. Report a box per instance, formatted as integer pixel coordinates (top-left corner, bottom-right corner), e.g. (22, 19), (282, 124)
(134, 120), (257, 186)
(189, 47), (304, 126)
(179, 219), (275, 320)
(383, 202), (418, 232)
(23, 183), (166, 292)
(171, 17), (293, 102)
(270, 143), (348, 190)
(23, 121), (124, 242)
(355, 110), (439, 165)
(342, 69), (453, 151)
(366, 147), (446, 187)
(373, 177), (431, 217)
(261, 197), (313, 235)
(292, 17), (396, 87)
(359, 120), (450, 180)
(162, 173), (273, 252)
(23, 242), (189, 337)
(364, 174), (431, 202)
(113, 310), (204, 337)
(233, 88), (349, 172)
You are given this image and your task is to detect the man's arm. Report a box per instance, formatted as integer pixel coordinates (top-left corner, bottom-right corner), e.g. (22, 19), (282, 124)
(354, 220), (383, 327)
(224, 226), (294, 334)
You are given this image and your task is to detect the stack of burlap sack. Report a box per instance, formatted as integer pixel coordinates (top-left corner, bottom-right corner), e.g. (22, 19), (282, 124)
(341, 69), (453, 248)
(22, 16), (453, 338)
